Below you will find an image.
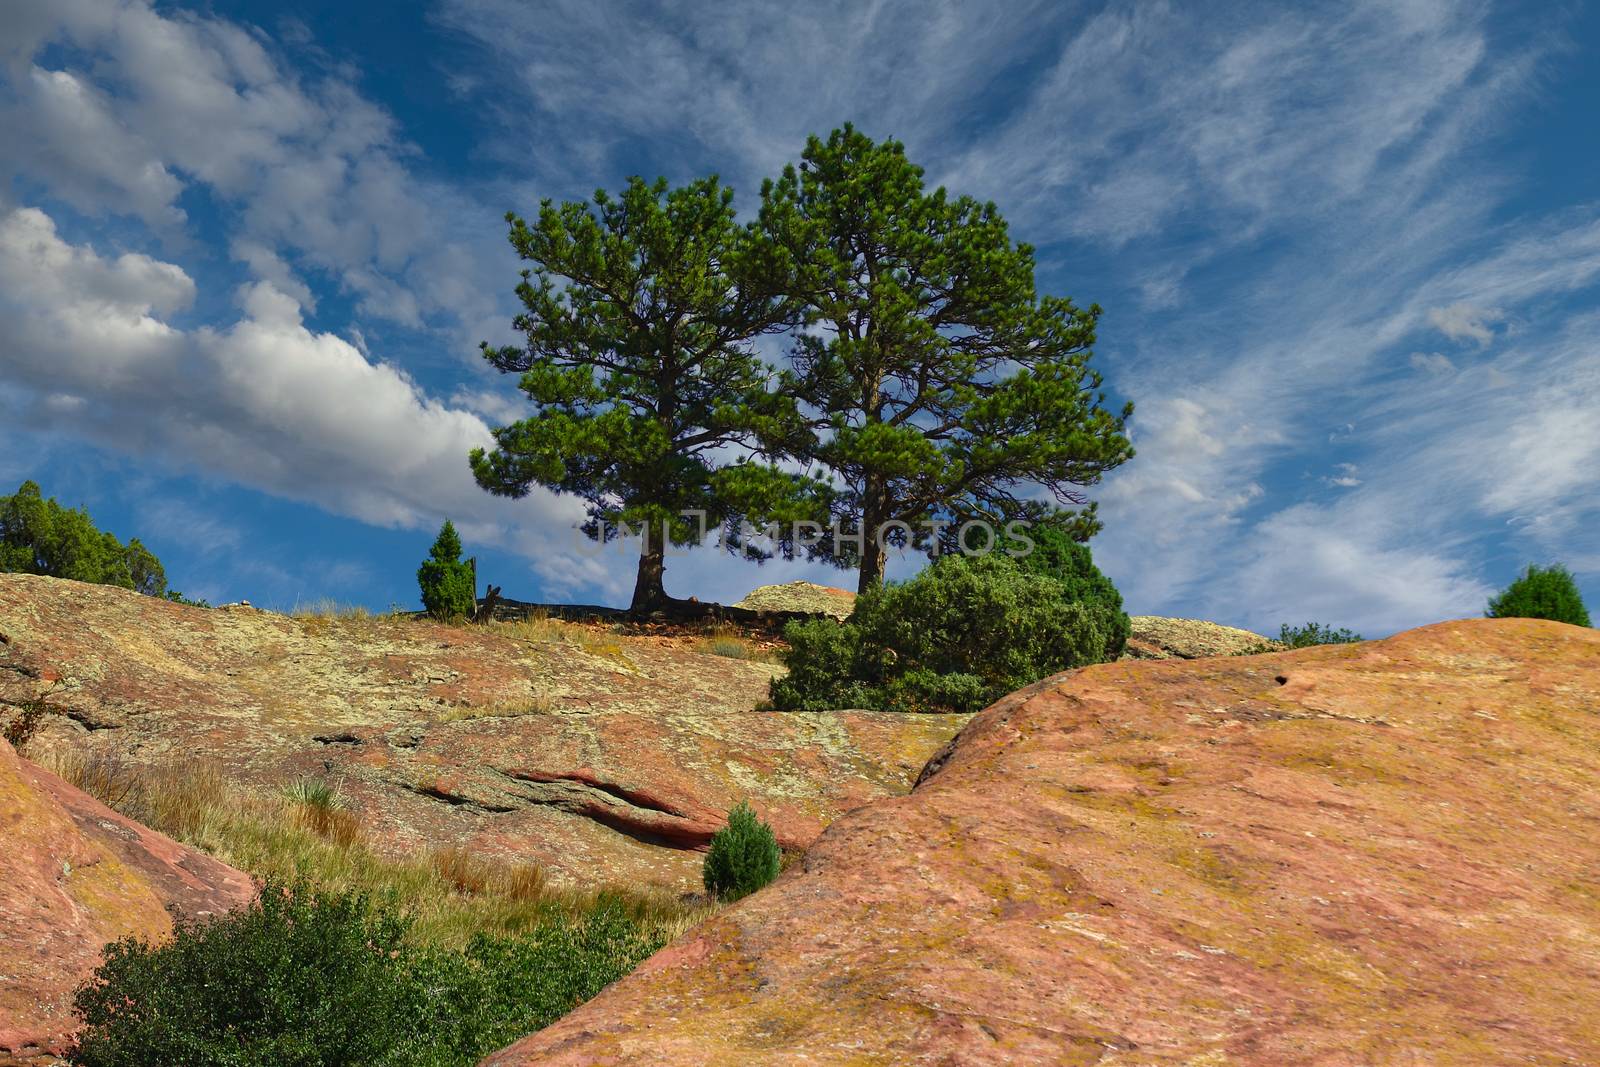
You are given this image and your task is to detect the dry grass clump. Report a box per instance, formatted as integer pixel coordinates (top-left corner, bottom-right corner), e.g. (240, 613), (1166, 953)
(291, 597), (377, 620)
(690, 621), (777, 662)
(49, 750), (225, 840)
(429, 845), (548, 901)
(41, 748), (711, 948)
(488, 612), (631, 663)
(434, 693), (556, 722)
(281, 777), (362, 847)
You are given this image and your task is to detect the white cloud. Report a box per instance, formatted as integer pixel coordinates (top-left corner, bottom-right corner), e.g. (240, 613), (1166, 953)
(1410, 351), (1457, 374)
(1324, 463), (1362, 488)
(0, 206), (586, 580)
(2, 0), (1594, 622)
(0, 0), (510, 335)
(1228, 499), (1493, 636)
(1427, 301), (1502, 345)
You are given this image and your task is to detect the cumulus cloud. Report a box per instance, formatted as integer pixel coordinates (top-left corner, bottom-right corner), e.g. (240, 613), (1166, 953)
(0, 0), (510, 333)
(0, 206), (584, 575)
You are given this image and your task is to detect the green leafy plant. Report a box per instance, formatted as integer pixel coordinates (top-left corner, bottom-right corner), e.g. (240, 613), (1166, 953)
(770, 549), (1127, 713)
(1276, 622), (1364, 648)
(417, 520), (475, 621)
(1014, 523), (1131, 654)
(1487, 563), (1591, 627)
(69, 879), (663, 1067)
(702, 801), (781, 902)
(163, 590), (211, 608)
(1, 480), (168, 596)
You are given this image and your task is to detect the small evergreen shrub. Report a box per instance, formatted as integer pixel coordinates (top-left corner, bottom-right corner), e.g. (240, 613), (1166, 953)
(417, 520), (475, 620)
(702, 801), (781, 901)
(770, 549), (1127, 713)
(69, 879), (663, 1067)
(1277, 621), (1363, 648)
(1487, 563), (1591, 627)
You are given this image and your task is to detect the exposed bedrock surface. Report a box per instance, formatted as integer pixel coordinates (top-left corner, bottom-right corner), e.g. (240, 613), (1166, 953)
(0, 574), (965, 889)
(484, 618), (1600, 1066)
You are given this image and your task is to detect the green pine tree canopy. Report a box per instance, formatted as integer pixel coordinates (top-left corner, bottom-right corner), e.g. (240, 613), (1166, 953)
(474, 127), (1135, 605)
(759, 126), (1134, 591)
(471, 175), (830, 612)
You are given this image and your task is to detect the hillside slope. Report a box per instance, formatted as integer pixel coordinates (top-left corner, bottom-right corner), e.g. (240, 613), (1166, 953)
(484, 618), (1600, 1066)
(0, 574), (964, 889)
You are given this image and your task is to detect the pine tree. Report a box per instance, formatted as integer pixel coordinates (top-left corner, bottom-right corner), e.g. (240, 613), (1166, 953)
(471, 176), (828, 613)
(417, 520), (475, 620)
(701, 801), (781, 901)
(0, 480), (167, 596)
(759, 126), (1134, 591)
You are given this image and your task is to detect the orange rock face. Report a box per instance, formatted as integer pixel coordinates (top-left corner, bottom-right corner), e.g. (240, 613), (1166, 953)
(484, 618), (1600, 1066)
(0, 738), (254, 1065)
(0, 574), (965, 889)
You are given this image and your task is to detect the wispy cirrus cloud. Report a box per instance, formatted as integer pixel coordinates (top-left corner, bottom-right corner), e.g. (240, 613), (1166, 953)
(1, 0), (1594, 625)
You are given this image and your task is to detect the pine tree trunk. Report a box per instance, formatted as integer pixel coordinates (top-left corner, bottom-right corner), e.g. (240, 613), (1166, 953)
(856, 543), (887, 594)
(857, 479), (888, 594)
(629, 532), (668, 614)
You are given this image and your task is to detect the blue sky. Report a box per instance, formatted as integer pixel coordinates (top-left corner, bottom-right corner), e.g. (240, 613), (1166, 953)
(2, 0), (1597, 635)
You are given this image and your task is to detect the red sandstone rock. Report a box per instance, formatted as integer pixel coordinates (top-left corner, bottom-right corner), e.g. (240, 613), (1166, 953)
(0, 573), (964, 890)
(484, 618), (1600, 1066)
(0, 738), (254, 1065)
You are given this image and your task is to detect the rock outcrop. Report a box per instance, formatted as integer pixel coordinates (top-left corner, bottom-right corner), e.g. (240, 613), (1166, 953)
(484, 618), (1600, 1065)
(1122, 615), (1281, 659)
(0, 574), (965, 889)
(732, 581), (857, 620)
(0, 737), (254, 1064)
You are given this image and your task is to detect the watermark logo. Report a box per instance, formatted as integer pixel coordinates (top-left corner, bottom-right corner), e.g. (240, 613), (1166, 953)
(567, 512), (1036, 560)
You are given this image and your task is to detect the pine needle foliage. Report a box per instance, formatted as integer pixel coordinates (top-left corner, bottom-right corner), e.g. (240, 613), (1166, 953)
(702, 801), (781, 902)
(417, 520), (475, 620)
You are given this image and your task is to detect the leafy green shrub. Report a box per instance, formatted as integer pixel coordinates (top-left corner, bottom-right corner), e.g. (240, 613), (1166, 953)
(1014, 525), (1131, 655)
(1276, 621), (1363, 648)
(417, 520), (475, 621)
(1487, 563), (1591, 627)
(163, 590), (211, 608)
(702, 801), (780, 902)
(1, 480), (168, 596)
(770, 549), (1127, 713)
(69, 879), (663, 1067)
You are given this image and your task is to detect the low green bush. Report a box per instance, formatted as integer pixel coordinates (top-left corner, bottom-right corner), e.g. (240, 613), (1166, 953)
(1276, 621), (1363, 648)
(770, 547), (1127, 713)
(69, 879), (662, 1067)
(1487, 563), (1591, 627)
(1015, 526), (1133, 655)
(702, 801), (780, 902)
